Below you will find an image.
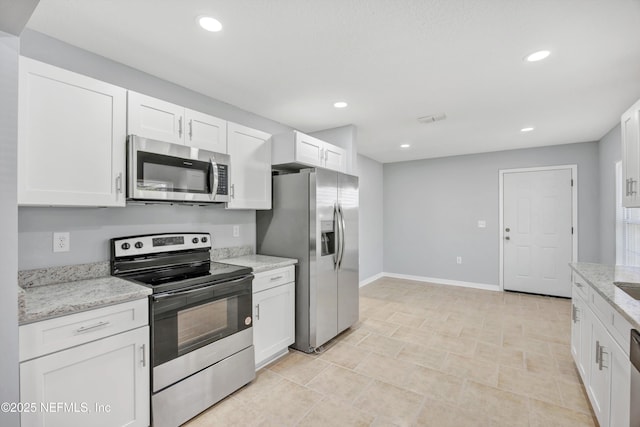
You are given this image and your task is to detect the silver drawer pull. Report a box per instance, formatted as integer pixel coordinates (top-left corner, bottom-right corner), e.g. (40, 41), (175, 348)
(270, 276), (284, 281)
(75, 321), (110, 334)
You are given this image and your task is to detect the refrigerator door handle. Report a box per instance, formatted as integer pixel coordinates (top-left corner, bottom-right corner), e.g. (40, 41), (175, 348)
(338, 203), (346, 268)
(333, 203), (339, 270)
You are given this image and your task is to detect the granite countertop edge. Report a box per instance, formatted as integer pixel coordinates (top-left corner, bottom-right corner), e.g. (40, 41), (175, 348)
(569, 262), (640, 329)
(219, 254), (298, 273)
(19, 277), (151, 326)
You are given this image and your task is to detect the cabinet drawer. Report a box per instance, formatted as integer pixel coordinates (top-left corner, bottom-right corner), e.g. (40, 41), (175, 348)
(253, 266), (295, 293)
(572, 274), (588, 300)
(611, 309), (632, 355)
(20, 298), (148, 361)
(589, 287), (613, 326)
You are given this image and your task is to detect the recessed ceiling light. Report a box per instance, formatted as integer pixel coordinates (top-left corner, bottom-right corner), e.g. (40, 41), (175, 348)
(198, 16), (223, 32)
(400, 144), (411, 148)
(524, 50), (550, 62)
(520, 127), (535, 132)
(334, 101), (348, 109)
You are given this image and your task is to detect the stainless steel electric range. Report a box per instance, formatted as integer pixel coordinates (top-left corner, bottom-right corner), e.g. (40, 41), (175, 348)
(110, 232), (255, 427)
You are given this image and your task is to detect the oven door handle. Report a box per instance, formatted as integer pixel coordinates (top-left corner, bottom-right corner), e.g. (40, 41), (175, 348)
(209, 157), (219, 201)
(151, 275), (251, 301)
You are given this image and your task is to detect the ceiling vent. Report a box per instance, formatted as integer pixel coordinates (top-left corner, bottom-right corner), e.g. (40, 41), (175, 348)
(417, 113), (447, 124)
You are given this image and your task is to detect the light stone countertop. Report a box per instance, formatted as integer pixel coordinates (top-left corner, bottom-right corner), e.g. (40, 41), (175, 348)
(220, 254), (298, 273)
(19, 276), (151, 325)
(569, 262), (640, 329)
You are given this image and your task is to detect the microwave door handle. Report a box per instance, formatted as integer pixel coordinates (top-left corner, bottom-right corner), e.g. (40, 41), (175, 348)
(209, 158), (219, 200)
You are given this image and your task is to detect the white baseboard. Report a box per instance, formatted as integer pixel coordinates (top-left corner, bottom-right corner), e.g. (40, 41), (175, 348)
(359, 272), (385, 288)
(382, 272), (500, 292)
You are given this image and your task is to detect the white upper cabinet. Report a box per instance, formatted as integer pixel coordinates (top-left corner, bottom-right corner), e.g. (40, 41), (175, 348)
(272, 130), (347, 173)
(127, 91), (184, 144)
(226, 122), (272, 210)
(127, 91), (228, 153)
(622, 98), (640, 207)
(18, 57), (127, 207)
(184, 108), (227, 152)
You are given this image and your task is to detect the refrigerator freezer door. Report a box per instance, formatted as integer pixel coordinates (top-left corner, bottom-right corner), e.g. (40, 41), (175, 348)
(337, 173), (359, 333)
(312, 169), (339, 348)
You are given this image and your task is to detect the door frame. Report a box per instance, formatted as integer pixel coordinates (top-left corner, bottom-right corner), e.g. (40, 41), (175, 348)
(498, 164), (578, 292)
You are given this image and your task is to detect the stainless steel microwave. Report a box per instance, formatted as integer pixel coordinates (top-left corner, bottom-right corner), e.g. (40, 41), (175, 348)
(127, 135), (230, 203)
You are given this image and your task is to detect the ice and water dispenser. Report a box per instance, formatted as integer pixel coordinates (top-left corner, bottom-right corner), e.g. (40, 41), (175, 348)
(320, 220), (336, 256)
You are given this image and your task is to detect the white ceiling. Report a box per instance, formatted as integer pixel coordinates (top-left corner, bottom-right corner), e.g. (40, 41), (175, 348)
(26, 0), (640, 163)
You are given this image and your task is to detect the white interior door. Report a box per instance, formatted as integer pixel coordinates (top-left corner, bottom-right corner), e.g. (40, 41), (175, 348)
(502, 168), (574, 297)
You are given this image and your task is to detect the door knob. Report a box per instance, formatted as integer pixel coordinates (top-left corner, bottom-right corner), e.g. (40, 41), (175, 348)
(505, 236), (510, 240)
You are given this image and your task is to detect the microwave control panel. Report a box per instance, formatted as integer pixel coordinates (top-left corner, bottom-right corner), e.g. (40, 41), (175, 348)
(216, 164), (228, 195)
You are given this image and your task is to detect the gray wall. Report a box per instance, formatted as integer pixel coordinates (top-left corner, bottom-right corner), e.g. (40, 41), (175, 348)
(310, 125), (358, 175)
(357, 154), (384, 282)
(598, 124), (622, 264)
(383, 142), (600, 286)
(0, 31), (20, 427)
(18, 30), (294, 269)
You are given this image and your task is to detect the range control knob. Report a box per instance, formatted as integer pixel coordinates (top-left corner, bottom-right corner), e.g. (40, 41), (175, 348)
(121, 242), (130, 250)
(201, 236), (208, 243)
(134, 241), (143, 249)
(192, 237), (199, 244)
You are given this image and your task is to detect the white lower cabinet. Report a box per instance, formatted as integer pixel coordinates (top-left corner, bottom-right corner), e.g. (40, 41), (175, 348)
(20, 300), (150, 427)
(571, 276), (631, 427)
(252, 267), (295, 369)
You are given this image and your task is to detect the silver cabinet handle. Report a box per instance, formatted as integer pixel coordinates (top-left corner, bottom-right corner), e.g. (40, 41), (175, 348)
(115, 172), (123, 196)
(325, 149), (329, 161)
(140, 344), (146, 367)
(178, 116), (183, 138)
(255, 304), (260, 320)
(599, 345), (607, 370)
(231, 183), (235, 199)
(270, 276), (284, 281)
(632, 179), (637, 196)
(571, 305), (576, 322)
(75, 321), (110, 334)
(627, 178), (631, 196)
(595, 340), (601, 364)
(189, 119), (193, 140)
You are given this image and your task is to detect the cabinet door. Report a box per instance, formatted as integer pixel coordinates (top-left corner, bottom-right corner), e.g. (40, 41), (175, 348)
(20, 327), (150, 427)
(570, 299), (582, 372)
(294, 131), (324, 167)
(18, 57), (126, 207)
(610, 339), (630, 427)
(226, 122), (272, 210)
(127, 91), (184, 144)
(323, 142), (347, 173)
(184, 108), (227, 153)
(622, 100), (640, 207)
(588, 317), (612, 427)
(253, 282), (295, 368)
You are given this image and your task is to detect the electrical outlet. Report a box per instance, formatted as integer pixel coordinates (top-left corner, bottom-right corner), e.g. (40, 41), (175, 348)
(456, 256), (462, 264)
(233, 225), (240, 238)
(477, 220), (486, 228)
(53, 232), (70, 253)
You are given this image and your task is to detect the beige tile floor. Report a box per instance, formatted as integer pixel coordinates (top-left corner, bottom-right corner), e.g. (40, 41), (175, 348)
(185, 277), (597, 426)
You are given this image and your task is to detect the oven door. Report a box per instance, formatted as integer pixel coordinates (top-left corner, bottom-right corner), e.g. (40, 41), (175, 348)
(128, 135), (229, 203)
(150, 275), (253, 391)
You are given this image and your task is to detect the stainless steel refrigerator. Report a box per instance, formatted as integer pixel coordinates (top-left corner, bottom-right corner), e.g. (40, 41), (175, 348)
(256, 168), (359, 353)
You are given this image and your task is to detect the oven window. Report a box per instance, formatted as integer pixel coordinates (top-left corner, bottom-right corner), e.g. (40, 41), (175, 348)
(151, 276), (253, 367)
(137, 151), (210, 194)
(177, 299), (235, 352)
